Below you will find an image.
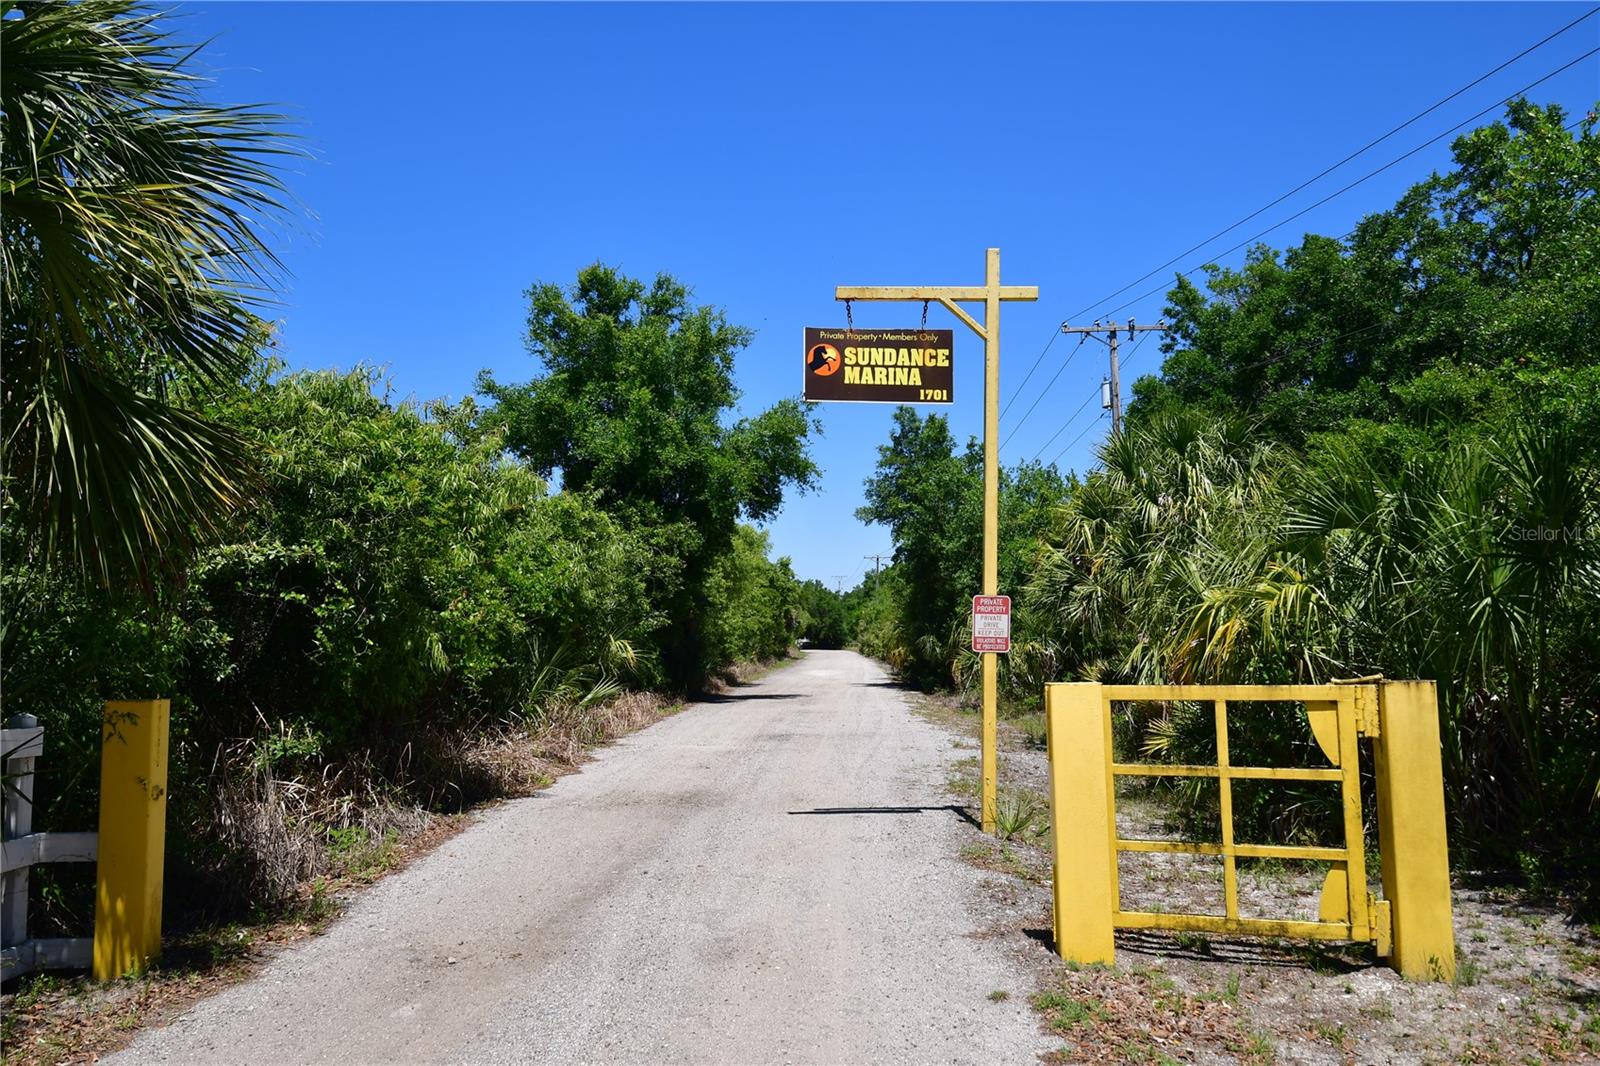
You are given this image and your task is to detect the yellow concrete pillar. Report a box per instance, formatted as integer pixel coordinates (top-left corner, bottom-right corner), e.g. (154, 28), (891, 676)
(1372, 681), (1455, 981)
(1044, 682), (1116, 966)
(93, 699), (169, 980)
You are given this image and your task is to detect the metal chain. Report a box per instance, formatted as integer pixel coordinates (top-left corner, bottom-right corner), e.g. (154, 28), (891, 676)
(845, 298), (854, 338)
(920, 300), (929, 332)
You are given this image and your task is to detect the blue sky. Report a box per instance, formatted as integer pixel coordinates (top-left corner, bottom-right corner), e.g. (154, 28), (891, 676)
(184, 1), (1599, 588)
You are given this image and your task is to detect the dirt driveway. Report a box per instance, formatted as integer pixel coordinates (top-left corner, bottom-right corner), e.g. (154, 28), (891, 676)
(106, 650), (1051, 1065)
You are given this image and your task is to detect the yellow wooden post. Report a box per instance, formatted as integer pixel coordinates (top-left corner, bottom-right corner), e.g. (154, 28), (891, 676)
(93, 699), (170, 980)
(835, 249), (1038, 835)
(979, 247), (1002, 834)
(1372, 681), (1455, 981)
(1044, 682), (1116, 965)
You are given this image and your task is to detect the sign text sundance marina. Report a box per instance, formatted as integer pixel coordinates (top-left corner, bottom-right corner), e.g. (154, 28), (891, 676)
(803, 327), (954, 404)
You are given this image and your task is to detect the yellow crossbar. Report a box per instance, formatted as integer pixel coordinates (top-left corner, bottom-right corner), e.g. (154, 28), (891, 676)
(1114, 910), (1355, 941)
(1102, 684), (1361, 702)
(1111, 762), (1343, 781)
(1117, 838), (1350, 862)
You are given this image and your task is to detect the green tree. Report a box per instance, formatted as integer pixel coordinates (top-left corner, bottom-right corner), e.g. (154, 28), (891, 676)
(857, 408), (982, 687)
(795, 579), (848, 649)
(703, 525), (801, 665)
(1033, 104), (1600, 897)
(479, 264), (819, 688)
(857, 407), (1070, 692)
(1, 1), (293, 585)
(1132, 102), (1599, 452)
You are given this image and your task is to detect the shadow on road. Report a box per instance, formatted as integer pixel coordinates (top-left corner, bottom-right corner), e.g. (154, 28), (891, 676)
(787, 804), (981, 829)
(699, 692), (801, 703)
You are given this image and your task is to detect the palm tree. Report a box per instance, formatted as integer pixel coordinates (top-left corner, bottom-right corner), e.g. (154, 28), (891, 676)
(1, 1), (293, 586)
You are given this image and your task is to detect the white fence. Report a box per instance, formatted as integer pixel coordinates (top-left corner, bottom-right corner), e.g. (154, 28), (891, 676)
(2, 714), (98, 981)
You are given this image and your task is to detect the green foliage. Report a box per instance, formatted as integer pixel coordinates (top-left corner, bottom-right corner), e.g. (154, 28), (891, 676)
(1026, 105), (1600, 899)
(189, 364), (659, 740)
(855, 408), (1068, 694)
(480, 263), (818, 688)
(1130, 101), (1599, 450)
(1, 1), (296, 585)
(703, 526), (801, 666)
(2, 354), (804, 917)
(794, 579), (848, 649)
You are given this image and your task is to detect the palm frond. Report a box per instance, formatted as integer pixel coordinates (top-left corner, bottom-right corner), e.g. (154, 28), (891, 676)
(2, 1), (298, 585)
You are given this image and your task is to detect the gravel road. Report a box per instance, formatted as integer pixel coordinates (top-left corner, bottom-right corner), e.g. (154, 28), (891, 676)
(109, 650), (1052, 1066)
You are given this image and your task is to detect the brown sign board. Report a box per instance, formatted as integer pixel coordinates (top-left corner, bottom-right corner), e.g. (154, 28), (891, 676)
(803, 327), (954, 404)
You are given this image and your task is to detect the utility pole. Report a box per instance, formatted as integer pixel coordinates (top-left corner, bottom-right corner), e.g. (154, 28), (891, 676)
(863, 554), (888, 575)
(836, 248), (1038, 835)
(831, 575), (849, 594)
(1061, 318), (1167, 435)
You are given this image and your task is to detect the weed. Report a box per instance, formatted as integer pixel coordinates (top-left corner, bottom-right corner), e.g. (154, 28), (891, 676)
(1362, 998), (1396, 1020)
(1031, 990), (1108, 1032)
(1014, 713), (1048, 749)
(994, 790), (1047, 841)
(960, 843), (994, 863)
(988, 989), (1010, 1002)
(327, 825), (400, 882)
(302, 878), (340, 926)
(1173, 930), (1213, 955)
(1455, 952), (1483, 987)
(1234, 1029), (1275, 1065)
(1312, 1020), (1348, 1046)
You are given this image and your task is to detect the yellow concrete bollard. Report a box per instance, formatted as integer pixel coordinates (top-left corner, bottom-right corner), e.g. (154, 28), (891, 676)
(1372, 681), (1455, 982)
(93, 699), (170, 980)
(1044, 682), (1116, 966)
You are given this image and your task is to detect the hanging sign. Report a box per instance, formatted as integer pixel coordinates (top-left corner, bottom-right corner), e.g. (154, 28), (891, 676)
(803, 327), (954, 404)
(972, 595), (1011, 653)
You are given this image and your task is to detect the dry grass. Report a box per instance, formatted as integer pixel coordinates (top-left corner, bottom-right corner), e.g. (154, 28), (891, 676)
(0, 688), (680, 1066)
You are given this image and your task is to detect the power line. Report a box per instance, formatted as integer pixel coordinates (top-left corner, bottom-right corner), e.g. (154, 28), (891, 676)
(1001, 335), (1086, 448)
(1065, 7), (1600, 324)
(1050, 412), (1108, 467)
(1099, 112), (1590, 388)
(1091, 46), (1600, 321)
(1028, 384), (1102, 462)
(1007, 55), (1596, 439)
(999, 328), (1062, 420)
(1120, 328), (1155, 370)
(1023, 333), (1158, 466)
(1056, 320), (1169, 435)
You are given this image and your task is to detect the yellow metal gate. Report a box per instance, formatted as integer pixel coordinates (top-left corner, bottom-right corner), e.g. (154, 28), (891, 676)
(1044, 680), (1455, 981)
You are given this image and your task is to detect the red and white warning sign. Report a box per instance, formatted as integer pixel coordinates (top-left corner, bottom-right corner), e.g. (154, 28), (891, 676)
(971, 595), (1011, 653)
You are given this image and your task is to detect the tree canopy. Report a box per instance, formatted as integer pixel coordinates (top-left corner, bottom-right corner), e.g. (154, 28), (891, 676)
(480, 264), (819, 687)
